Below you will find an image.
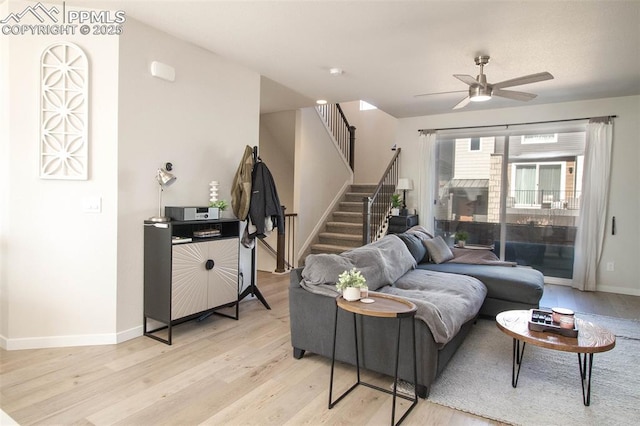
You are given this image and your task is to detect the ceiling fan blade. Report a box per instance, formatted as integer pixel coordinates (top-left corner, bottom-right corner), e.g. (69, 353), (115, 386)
(452, 96), (471, 110)
(454, 74), (483, 87)
(493, 72), (554, 89)
(414, 89), (467, 98)
(492, 88), (537, 101)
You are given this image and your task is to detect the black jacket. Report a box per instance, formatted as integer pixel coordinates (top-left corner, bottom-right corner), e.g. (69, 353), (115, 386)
(248, 161), (284, 238)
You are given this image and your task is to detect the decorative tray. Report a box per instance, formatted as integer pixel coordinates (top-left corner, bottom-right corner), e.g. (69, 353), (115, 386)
(528, 309), (578, 338)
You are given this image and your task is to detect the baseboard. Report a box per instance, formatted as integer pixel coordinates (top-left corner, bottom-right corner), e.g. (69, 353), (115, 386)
(0, 326), (144, 351)
(596, 284), (640, 296)
(543, 277), (640, 297)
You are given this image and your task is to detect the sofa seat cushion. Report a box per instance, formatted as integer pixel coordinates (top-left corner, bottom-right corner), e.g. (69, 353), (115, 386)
(379, 269), (487, 345)
(417, 263), (544, 306)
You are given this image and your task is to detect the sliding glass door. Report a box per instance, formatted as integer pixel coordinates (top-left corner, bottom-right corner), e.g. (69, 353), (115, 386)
(433, 129), (585, 280)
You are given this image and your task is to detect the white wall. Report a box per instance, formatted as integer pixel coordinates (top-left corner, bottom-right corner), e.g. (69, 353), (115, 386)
(1, 0), (10, 342)
(257, 111), (296, 272)
(339, 101), (398, 184)
(1, 5), (261, 349)
(116, 18), (260, 338)
(294, 108), (352, 259)
(396, 95), (640, 296)
(2, 1), (120, 348)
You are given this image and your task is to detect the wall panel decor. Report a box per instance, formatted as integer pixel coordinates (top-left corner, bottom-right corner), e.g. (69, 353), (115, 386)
(40, 42), (89, 180)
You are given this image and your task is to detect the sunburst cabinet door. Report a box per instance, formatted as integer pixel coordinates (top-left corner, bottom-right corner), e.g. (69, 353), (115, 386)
(171, 242), (209, 320)
(206, 239), (239, 308)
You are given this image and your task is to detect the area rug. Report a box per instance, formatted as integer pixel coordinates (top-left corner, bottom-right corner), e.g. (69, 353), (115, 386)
(428, 313), (640, 426)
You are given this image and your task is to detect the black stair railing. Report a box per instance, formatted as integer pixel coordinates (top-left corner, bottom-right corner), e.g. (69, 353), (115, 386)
(316, 103), (356, 170)
(363, 148), (401, 244)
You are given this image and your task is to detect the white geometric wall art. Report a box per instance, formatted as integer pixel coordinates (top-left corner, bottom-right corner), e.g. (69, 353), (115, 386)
(40, 42), (89, 180)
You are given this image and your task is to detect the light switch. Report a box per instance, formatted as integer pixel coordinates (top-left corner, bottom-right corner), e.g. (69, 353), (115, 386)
(83, 196), (102, 213)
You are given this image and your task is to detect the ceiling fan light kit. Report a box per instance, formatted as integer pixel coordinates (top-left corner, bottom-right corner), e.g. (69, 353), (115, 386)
(469, 85), (492, 102)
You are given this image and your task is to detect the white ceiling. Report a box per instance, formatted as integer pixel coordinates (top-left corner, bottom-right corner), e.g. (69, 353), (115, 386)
(66, 0), (640, 118)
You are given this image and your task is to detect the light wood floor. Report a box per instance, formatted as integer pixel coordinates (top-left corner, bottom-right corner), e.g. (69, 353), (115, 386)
(2, 272), (639, 425)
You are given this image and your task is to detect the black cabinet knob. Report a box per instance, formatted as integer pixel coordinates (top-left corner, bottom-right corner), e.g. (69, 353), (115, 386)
(205, 259), (215, 270)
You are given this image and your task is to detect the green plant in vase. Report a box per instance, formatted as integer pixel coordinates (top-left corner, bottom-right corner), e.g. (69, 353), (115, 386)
(390, 193), (402, 215)
(209, 200), (229, 211)
(454, 230), (469, 247)
(336, 268), (367, 301)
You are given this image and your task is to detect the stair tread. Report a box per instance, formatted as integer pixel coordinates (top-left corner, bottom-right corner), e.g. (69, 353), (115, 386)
(326, 222), (362, 227)
(311, 243), (355, 253)
(319, 232), (362, 241)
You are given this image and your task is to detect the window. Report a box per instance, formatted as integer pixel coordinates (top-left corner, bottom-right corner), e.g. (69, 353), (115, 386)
(359, 100), (377, 111)
(433, 128), (586, 281)
(511, 162), (564, 207)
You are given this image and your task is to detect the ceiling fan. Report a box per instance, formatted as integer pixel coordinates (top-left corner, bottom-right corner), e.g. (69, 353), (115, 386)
(451, 55), (553, 109)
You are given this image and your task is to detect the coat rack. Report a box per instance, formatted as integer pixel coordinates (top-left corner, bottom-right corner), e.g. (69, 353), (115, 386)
(238, 146), (271, 310)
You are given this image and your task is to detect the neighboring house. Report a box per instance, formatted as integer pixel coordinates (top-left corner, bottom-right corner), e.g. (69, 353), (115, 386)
(441, 133), (584, 227)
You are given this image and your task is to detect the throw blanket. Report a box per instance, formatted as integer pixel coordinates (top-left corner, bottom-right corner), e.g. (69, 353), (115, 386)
(449, 247), (516, 267)
(299, 235), (487, 346)
(379, 269), (486, 345)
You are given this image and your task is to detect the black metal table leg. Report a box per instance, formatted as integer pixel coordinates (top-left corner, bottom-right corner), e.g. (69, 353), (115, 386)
(511, 339), (526, 387)
(578, 353), (594, 406)
(329, 306), (359, 409)
(329, 296), (418, 425)
(328, 302), (339, 409)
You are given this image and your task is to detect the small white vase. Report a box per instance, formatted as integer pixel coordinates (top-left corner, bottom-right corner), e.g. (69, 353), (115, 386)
(343, 287), (361, 301)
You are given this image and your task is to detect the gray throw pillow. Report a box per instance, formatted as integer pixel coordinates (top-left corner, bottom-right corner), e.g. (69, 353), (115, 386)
(423, 236), (454, 264)
(396, 232), (428, 264)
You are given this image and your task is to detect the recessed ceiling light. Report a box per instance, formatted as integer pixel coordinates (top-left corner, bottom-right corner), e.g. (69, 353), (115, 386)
(329, 68), (343, 75)
(316, 99), (328, 105)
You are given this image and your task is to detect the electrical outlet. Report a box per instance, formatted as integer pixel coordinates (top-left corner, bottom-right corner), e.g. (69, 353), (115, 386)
(606, 261), (615, 272)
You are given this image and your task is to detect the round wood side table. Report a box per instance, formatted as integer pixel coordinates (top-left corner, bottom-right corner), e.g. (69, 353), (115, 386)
(329, 293), (418, 425)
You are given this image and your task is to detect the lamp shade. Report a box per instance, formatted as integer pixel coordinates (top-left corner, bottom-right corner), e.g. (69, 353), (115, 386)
(397, 178), (413, 191)
(157, 168), (176, 187)
(149, 166), (177, 222)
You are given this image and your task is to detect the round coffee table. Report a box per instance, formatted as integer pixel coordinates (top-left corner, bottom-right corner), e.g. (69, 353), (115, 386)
(496, 310), (616, 406)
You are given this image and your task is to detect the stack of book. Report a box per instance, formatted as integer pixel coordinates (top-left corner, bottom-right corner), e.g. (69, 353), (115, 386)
(193, 228), (221, 238)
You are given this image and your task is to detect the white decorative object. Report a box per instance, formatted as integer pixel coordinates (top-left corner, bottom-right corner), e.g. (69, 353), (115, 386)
(40, 42), (88, 180)
(342, 287), (361, 302)
(209, 181), (219, 204)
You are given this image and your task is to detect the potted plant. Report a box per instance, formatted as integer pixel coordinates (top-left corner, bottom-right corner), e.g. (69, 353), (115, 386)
(209, 199), (230, 218)
(454, 230), (469, 247)
(336, 268), (367, 301)
(390, 193), (402, 216)
(209, 199), (229, 211)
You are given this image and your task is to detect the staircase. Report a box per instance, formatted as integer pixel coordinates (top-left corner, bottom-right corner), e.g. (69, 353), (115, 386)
(310, 184), (377, 255)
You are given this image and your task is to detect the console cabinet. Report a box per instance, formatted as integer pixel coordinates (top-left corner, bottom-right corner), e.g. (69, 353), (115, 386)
(388, 214), (419, 234)
(144, 218), (240, 344)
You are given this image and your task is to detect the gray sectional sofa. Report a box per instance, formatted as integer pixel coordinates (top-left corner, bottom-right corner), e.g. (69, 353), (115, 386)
(289, 227), (544, 398)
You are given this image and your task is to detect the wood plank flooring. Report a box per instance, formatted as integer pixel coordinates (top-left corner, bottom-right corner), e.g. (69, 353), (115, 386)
(2, 272), (639, 425)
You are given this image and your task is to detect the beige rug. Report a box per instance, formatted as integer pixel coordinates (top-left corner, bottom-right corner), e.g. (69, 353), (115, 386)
(428, 314), (640, 426)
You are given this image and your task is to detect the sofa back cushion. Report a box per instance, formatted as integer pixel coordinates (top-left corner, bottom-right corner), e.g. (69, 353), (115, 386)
(301, 235), (416, 291)
(396, 232), (428, 264)
(302, 254), (354, 286)
(342, 235), (416, 290)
